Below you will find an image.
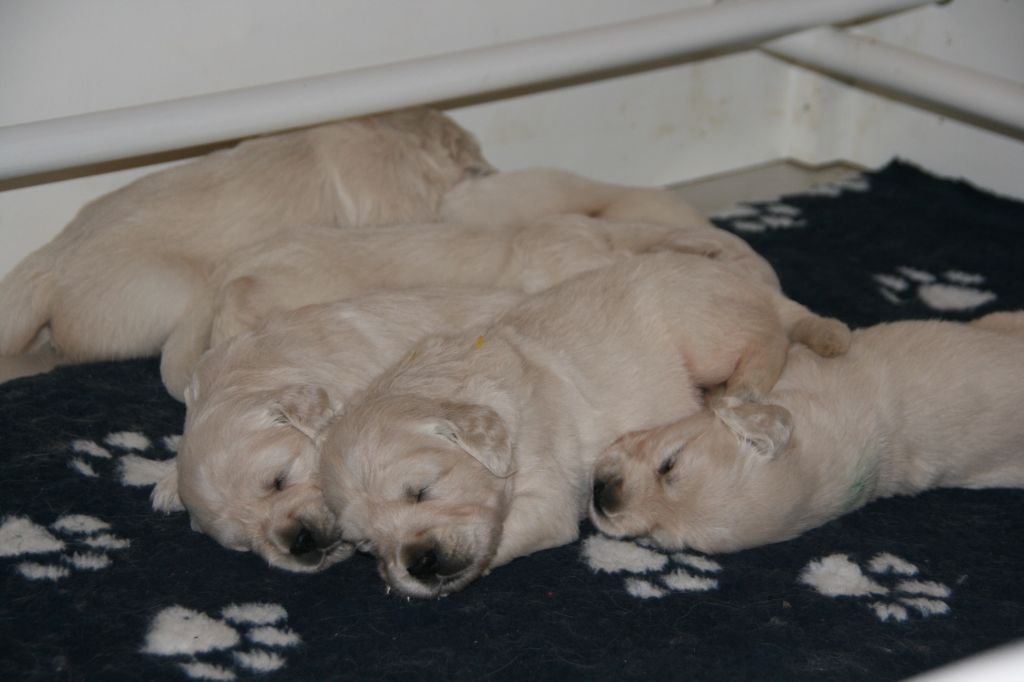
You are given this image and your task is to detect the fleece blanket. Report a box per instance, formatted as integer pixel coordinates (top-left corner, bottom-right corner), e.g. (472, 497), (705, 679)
(2, 160), (1022, 681)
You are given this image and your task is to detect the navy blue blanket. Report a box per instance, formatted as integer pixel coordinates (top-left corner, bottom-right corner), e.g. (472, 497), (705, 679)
(2, 161), (1022, 681)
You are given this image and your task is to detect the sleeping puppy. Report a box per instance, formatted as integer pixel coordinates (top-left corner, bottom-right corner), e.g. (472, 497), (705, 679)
(589, 311), (1024, 554)
(442, 167), (779, 289)
(161, 215), (742, 399)
(0, 108), (490, 367)
(318, 252), (850, 598)
(153, 288), (523, 572)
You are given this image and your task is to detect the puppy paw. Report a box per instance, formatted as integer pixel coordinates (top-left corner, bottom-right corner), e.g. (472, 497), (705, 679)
(151, 458), (184, 513)
(657, 234), (723, 258)
(792, 317), (851, 358)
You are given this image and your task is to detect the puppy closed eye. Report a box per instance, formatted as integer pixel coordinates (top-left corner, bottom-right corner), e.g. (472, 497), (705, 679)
(406, 486), (430, 503)
(657, 447), (684, 477)
(270, 473), (288, 492)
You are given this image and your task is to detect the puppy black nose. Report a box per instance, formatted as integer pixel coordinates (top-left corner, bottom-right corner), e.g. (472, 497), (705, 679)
(592, 477), (622, 517)
(406, 547), (439, 579)
(289, 525), (320, 557)
(402, 543), (471, 585)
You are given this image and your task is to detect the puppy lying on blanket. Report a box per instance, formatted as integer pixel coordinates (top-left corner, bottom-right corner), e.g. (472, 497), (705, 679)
(319, 252), (850, 598)
(0, 108), (489, 366)
(162, 215), (758, 399)
(442, 167), (780, 289)
(589, 311), (1024, 554)
(153, 288), (522, 572)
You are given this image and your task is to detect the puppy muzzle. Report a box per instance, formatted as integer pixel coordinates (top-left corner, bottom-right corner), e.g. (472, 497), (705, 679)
(381, 542), (481, 599)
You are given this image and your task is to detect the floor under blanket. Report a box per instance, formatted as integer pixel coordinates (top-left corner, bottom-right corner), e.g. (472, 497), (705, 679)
(2, 160), (1022, 681)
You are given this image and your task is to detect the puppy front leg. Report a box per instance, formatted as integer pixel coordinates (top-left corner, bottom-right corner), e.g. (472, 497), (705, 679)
(488, 489), (581, 570)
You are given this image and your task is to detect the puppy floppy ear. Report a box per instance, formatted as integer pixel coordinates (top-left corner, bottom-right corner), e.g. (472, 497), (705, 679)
(273, 385), (338, 441)
(433, 401), (513, 477)
(714, 397), (793, 460)
(150, 457), (185, 513)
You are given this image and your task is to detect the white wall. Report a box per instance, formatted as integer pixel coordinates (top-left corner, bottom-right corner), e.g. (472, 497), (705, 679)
(0, 0), (792, 279)
(778, 0), (1024, 199)
(1, 0), (1021, 280)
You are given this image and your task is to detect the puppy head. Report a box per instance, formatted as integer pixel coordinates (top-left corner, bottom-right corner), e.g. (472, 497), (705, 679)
(320, 393), (513, 598)
(589, 397), (795, 554)
(377, 108), (494, 181)
(177, 379), (353, 572)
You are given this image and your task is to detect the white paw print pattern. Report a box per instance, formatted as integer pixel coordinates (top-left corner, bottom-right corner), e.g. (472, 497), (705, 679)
(799, 553), (952, 623)
(874, 266), (996, 311)
(69, 430), (179, 490)
(0, 513), (131, 581)
(800, 173), (871, 198)
(141, 602), (302, 680)
(712, 201), (807, 234)
(581, 535), (720, 599)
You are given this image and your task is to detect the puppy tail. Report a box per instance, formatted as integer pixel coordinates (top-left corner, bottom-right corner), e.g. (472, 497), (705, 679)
(0, 244), (58, 355)
(774, 295), (851, 358)
(160, 292), (215, 402)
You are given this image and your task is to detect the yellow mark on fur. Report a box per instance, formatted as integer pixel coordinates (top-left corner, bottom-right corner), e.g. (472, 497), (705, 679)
(474, 335), (486, 350)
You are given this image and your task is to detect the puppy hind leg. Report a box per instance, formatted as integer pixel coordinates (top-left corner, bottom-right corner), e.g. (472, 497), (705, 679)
(724, 329), (789, 401)
(773, 295), (851, 358)
(0, 245), (57, 355)
(160, 291), (215, 402)
(49, 256), (199, 362)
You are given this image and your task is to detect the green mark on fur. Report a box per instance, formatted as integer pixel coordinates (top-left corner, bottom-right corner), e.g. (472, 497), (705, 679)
(847, 477), (868, 507)
(845, 456), (877, 511)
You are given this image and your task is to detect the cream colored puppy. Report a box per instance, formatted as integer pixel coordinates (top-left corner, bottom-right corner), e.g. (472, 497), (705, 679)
(0, 108), (489, 364)
(442, 167), (779, 289)
(319, 252), (850, 598)
(161, 215), (741, 399)
(590, 311), (1024, 554)
(153, 288), (522, 572)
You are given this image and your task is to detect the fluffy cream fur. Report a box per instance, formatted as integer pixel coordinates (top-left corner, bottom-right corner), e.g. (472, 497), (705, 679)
(158, 288), (522, 572)
(161, 214), (763, 399)
(442, 167), (779, 289)
(0, 109), (489, 365)
(318, 252), (848, 598)
(590, 311), (1024, 553)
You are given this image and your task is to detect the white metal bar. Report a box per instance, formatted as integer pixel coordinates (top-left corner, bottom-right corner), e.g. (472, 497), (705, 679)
(0, 0), (933, 181)
(763, 27), (1024, 135)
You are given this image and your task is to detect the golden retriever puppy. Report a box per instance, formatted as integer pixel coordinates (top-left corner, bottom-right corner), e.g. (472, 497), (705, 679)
(153, 288), (522, 572)
(442, 167), (779, 289)
(161, 215), (742, 399)
(589, 311), (1024, 554)
(0, 108), (490, 364)
(318, 252), (850, 597)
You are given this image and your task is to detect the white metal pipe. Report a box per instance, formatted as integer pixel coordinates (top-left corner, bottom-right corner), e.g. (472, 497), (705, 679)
(763, 27), (1024, 135)
(0, 0), (933, 181)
